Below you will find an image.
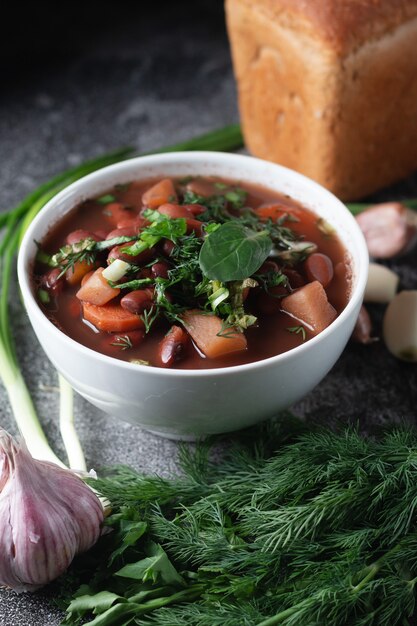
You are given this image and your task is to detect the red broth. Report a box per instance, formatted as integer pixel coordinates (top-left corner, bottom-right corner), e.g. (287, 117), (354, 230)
(34, 177), (351, 369)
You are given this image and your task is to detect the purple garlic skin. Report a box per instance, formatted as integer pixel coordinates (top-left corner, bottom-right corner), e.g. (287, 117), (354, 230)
(0, 429), (103, 592)
(356, 202), (417, 259)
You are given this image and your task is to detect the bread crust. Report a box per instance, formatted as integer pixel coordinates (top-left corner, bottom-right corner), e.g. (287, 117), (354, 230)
(239, 0), (417, 55)
(226, 0), (417, 199)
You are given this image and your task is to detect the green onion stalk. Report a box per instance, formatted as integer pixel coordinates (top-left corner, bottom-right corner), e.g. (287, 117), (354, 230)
(1, 121), (415, 468)
(0, 125), (244, 469)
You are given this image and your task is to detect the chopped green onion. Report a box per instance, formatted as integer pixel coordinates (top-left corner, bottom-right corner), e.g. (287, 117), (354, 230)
(97, 194), (116, 205)
(37, 289), (50, 304)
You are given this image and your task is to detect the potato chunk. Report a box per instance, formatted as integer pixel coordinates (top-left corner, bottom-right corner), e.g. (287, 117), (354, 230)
(281, 281), (337, 335)
(182, 310), (247, 359)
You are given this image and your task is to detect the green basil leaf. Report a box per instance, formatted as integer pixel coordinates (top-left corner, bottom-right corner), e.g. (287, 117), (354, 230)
(199, 222), (272, 282)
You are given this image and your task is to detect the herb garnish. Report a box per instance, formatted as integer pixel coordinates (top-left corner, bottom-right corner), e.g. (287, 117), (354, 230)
(38, 180), (312, 337)
(199, 222), (272, 281)
(59, 417), (417, 626)
(50, 236), (138, 277)
(287, 324), (307, 341)
(140, 307), (159, 334)
(97, 194), (116, 205)
(110, 335), (133, 350)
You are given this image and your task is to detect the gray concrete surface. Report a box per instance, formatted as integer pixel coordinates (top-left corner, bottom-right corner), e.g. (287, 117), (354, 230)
(0, 4), (416, 625)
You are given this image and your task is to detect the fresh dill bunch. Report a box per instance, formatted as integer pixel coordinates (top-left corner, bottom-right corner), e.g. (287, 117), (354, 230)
(62, 417), (417, 626)
(137, 599), (268, 626)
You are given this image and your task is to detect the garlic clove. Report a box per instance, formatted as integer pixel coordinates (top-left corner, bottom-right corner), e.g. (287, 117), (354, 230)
(0, 429), (103, 592)
(351, 305), (377, 344)
(383, 291), (417, 362)
(356, 202), (417, 259)
(364, 263), (399, 303)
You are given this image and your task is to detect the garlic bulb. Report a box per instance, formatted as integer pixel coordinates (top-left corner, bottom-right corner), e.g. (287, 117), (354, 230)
(356, 202), (417, 259)
(0, 429), (103, 592)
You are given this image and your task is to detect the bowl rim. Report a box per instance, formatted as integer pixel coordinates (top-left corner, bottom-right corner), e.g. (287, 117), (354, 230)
(18, 150), (369, 379)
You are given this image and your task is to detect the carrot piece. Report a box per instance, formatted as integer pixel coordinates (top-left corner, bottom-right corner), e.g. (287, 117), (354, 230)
(281, 281), (337, 335)
(181, 310), (247, 359)
(104, 203), (134, 227)
(65, 260), (96, 286)
(76, 268), (120, 305)
(142, 179), (177, 208)
(82, 302), (144, 332)
(256, 203), (303, 222)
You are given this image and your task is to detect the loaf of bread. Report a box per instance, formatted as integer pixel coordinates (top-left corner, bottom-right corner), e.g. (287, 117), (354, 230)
(225, 0), (417, 200)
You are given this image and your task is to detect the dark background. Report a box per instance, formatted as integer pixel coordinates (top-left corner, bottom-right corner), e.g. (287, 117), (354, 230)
(0, 2), (416, 625)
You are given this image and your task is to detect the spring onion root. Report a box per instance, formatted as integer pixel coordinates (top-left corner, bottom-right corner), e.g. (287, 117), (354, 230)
(59, 375), (87, 471)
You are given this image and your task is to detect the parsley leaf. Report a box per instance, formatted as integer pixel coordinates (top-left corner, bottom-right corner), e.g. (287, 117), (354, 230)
(199, 222), (272, 282)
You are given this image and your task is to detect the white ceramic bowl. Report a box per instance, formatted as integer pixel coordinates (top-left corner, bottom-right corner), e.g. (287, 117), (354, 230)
(18, 152), (368, 439)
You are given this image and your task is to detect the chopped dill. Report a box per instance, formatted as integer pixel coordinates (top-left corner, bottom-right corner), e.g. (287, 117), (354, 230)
(59, 418), (417, 626)
(110, 335), (133, 350)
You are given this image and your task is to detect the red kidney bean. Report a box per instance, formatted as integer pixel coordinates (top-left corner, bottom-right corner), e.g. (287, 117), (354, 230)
(107, 245), (154, 265)
(158, 203), (192, 219)
(120, 289), (154, 315)
(138, 267), (152, 280)
(66, 229), (99, 245)
(158, 325), (189, 367)
(94, 229), (109, 241)
(162, 239), (175, 257)
(304, 253), (334, 287)
(139, 268), (153, 280)
(186, 218), (203, 236)
(106, 226), (138, 240)
(283, 268), (305, 290)
(151, 261), (170, 279)
(181, 203), (206, 216)
(258, 260), (280, 274)
(116, 215), (148, 230)
(41, 268), (64, 295)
